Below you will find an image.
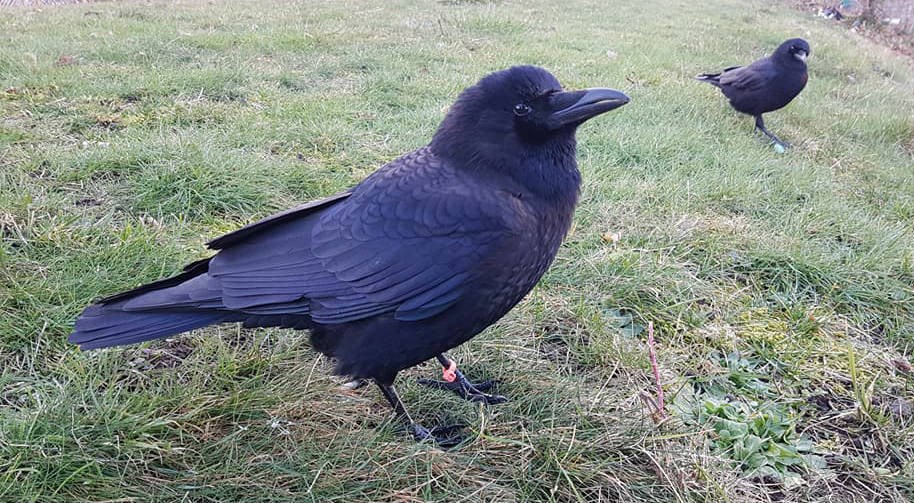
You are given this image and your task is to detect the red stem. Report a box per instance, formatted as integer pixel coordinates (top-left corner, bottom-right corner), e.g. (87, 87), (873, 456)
(647, 321), (666, 420)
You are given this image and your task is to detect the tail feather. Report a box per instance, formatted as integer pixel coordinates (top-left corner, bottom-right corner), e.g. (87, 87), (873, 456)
(69, 265), (233, 350)
(70, 304), (231, 350)
(696, 65), (741, 87)
(696, 72), (723, 86)
(121, 274), (224, 311)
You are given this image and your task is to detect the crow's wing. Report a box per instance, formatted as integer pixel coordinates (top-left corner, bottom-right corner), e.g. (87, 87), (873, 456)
(718, 59), (773, 92)
(207, 190), (352, 249)
(207, 147), (530, 324)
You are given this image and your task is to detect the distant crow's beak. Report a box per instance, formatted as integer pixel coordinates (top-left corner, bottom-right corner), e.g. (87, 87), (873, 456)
(794, 50), (808, 63)
(548, 88), (630, 129)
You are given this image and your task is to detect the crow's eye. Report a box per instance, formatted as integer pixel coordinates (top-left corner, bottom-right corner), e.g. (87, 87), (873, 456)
(513, 103), (532, 117)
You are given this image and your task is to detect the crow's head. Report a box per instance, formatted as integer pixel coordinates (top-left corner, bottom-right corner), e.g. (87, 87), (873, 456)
(431, 66), (628, 191)
(775, 38), (810, 65)
(435, 66), (628, 145)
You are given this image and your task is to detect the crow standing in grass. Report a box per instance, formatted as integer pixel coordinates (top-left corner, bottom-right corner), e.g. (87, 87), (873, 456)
(69, 66), (629, 445)
(697, 38), (810, 149)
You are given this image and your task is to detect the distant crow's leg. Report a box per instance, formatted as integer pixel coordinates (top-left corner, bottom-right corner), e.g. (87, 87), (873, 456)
(417, 354), (507, 405)
(374, 380), (464, 448)
(754, 115), (790, 148)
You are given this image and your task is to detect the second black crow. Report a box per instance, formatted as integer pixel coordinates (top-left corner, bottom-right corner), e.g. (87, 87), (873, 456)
(69, 66), (629, 445)
(697, 38), (810, 149)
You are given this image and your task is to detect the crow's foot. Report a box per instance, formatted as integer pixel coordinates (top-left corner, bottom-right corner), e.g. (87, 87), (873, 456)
(419, 354), (507, 405)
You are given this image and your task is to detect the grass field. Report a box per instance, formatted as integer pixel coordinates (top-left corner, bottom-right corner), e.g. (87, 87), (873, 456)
(2, 0), (913, 501)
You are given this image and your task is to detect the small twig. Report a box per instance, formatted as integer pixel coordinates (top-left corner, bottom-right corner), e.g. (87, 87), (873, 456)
(646, 321), (666, 422)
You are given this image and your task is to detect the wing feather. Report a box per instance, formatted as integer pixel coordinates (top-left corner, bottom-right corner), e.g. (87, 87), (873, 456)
(205, 147), (526, 324)
(719, 60), (773, 91)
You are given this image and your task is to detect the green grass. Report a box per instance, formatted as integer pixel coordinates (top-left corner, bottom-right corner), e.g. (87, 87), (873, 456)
(2, 0), (913, 501)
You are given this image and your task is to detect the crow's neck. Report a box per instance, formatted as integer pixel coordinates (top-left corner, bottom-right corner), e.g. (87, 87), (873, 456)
(512, 138), (581, 204)
(774, 53), (806, 72)
(431, 135), (581, 204)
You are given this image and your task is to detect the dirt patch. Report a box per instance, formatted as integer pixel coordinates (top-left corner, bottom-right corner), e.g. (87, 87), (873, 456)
(74, 197), (101, 207)
(789, 0), (914, 61)
(129, 338), (196, 371)
(533, 311), (604, 375)
(805, 393), (907, 467)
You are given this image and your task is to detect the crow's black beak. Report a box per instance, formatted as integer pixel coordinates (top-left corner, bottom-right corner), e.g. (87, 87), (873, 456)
(794, 50), (808, 63)
(548, 88), (630, 129)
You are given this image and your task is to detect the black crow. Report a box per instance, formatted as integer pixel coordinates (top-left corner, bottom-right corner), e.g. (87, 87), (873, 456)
(69, 66), (629, 445)
(697, 38), (810, 149)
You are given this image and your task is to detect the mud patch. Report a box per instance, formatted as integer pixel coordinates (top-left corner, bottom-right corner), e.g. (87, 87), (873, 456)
(128, 338), (195, 371)
(535, 314), (593, 373)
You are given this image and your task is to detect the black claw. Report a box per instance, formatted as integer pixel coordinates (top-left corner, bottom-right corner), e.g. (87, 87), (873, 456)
(467, 390), (508, 404)
(753, 121), (790, 150)
(408, 422), (465, 448)
(434, 435), (464, 449)
(418, 375), (507, 405)
(420, 355), (508, 405)
(375, 380), (469, 448)
(430, 423), (466, 436)
(416, 377), (448, 390)
(468, 379), (495, 392)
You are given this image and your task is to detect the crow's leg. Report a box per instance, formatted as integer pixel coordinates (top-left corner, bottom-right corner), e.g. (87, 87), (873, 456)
(417, 354), (507, 405)
(754, 115), (789, 149)
(375, 380), (464, 447)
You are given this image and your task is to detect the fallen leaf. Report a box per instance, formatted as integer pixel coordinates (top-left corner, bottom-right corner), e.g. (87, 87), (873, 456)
(891, 358), (912, 373)
(601, 231), (621, 244)
(55, 54), (76, 66)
